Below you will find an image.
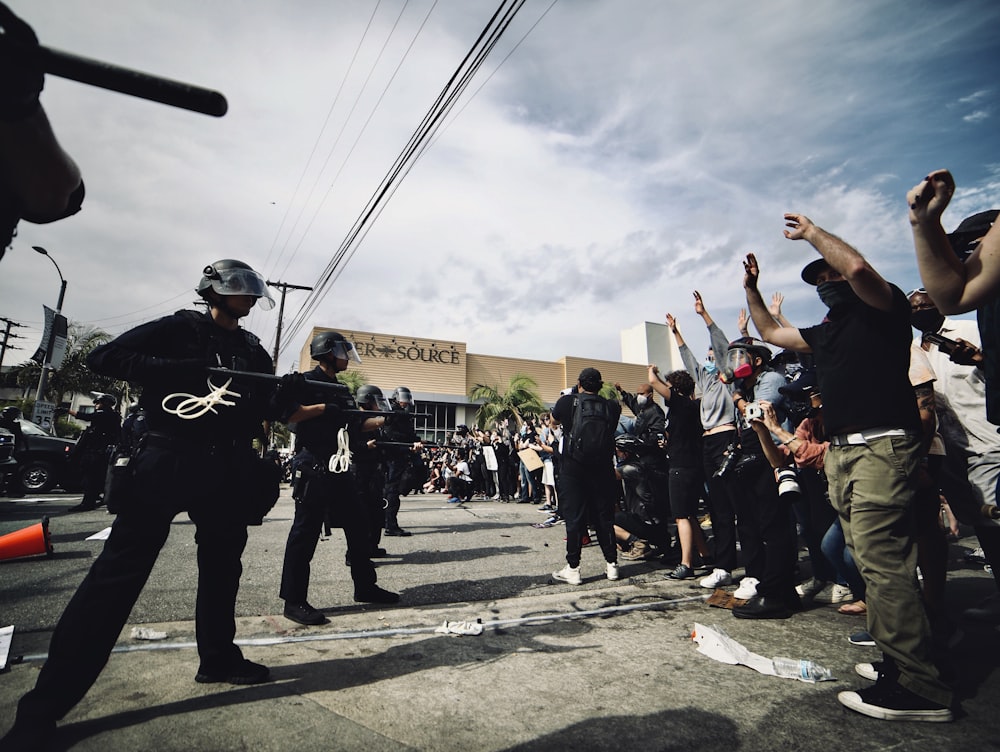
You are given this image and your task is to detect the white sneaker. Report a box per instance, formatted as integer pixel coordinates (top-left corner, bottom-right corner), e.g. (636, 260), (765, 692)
(815, 583), (853, 604)
(552, 564), (582, 585)
(733, 577), (759, 600)
(795, 578), (828, 598)
(606, 562), (619, 581)
(699, 568), (732, 589)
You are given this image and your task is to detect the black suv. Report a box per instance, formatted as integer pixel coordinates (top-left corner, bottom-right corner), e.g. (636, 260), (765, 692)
(6, 419), (82, 494)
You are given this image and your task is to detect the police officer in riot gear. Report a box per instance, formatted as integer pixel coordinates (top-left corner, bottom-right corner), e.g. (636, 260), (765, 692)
(278, 332), (399, 627)
(6, 259), (280, 748)
(68, 393), (121, 512)
(382, 385), (422, 536)
(349, 384), (391, 561)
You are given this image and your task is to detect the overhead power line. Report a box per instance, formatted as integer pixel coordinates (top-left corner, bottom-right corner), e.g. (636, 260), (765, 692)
(278, 0), (529, 356)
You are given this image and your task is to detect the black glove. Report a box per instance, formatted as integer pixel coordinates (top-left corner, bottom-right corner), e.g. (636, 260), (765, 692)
(270, 372), (306, 413)
(323, 403), (342, 420)
(0, 3), (44, 121)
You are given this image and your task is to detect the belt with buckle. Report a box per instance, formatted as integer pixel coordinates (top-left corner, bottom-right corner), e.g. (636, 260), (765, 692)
(829, 428), (910, 447)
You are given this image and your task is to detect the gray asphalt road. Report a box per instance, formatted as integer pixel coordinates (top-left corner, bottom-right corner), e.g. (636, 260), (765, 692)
(1, 488), (999, 751)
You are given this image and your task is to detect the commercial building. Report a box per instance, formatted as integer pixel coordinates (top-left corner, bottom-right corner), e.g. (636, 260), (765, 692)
(297, 322), (683, 443)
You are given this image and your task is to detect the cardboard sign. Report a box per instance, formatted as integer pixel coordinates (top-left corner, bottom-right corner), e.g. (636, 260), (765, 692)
(517, 448), (544, 472)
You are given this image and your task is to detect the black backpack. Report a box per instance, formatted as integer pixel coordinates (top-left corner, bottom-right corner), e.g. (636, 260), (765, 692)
(566, 393), (612, 462)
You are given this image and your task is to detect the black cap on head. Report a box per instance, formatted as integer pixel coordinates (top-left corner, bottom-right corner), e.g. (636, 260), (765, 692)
(778, 368), (819, 401)
(948, 210), (999, 261)
(578, 367), (602, 391)
(801, 258), (831, 286)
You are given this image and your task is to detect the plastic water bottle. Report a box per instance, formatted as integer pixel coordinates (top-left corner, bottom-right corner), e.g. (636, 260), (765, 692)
(772, 656), (833, 682)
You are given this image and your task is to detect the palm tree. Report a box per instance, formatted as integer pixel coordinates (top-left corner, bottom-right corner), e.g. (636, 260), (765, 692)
(469, 373), (547, 430)
(13, 323), (126, 407)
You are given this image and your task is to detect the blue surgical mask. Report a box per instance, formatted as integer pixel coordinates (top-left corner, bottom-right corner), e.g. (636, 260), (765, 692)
(704, 360), (718, 374)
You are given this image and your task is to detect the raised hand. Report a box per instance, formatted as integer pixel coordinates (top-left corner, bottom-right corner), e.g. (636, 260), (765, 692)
(693, 290), (705, 315)
(742, 253), (760, 290)
(783, 213), (815, 241)
(907, 169), (955, 226)
(769, 292), (784, 319)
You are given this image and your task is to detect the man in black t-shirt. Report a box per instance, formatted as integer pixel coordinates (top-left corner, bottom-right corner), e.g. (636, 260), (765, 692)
(549, 368), (622, 585)
(742, 214), (953, 723)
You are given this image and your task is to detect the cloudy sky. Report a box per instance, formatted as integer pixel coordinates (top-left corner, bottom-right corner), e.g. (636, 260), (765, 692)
(2, 0), (999, 376)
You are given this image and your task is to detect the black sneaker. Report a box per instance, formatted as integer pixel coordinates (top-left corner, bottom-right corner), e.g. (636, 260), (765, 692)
(371, 547), (389, 558)
(283, 601), (329, 626)
(732, 595), (793, 620)
(384, 527), (412, 537)
(354, 585), (400, 604)
(667, 564), (696, 580)
(849, 630), (877, 647)
(837, 681), (952, 722)
(195, 658), (271, 685)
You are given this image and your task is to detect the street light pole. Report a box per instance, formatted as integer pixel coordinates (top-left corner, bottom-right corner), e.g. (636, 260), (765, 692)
(32, 246), (67, 405)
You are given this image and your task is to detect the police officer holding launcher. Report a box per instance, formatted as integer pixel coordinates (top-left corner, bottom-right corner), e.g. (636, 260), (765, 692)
(382, 386), (423, 536)
(278, 332), (399, 627)
(3, 259), (281, 750)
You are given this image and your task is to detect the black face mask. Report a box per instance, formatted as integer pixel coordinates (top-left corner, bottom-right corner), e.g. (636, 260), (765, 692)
(910, 308), (945, 333)
(817, 281), (859, 310)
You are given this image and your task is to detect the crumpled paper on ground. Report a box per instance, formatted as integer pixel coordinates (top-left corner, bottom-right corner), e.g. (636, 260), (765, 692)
(434, 620), (483, 635)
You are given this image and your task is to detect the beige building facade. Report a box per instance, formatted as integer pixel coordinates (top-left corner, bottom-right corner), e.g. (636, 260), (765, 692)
(297, 325), (683, 443)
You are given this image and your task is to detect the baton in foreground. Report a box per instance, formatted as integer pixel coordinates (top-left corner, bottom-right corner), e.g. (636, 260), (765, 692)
(35, 43), (228, 117)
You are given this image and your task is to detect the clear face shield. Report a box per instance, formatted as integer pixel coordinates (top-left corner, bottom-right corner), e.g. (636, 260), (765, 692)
(721, 348), (756, 384)
(393, 388), (415, 413)
(209, 267), (276, 310)
(329, 339), (362, 365)
(360, 394), (391, 412)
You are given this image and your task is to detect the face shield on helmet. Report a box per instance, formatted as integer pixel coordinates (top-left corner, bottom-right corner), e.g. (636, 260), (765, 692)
(392, 386), (415, 413)
(310, 332), (362, 364)
(325, 339), (361, 364)
(356, 385), (390, 412)
(199, 262), (275, 310)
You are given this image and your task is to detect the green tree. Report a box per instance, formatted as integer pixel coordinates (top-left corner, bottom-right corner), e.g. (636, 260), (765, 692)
(336, 368), (367, 395)
(469, 373), (547, 430)
(13, 322), (128, 407)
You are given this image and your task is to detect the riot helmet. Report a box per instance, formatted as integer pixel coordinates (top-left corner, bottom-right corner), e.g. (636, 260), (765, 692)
(391, 386), (414, 413)
(93, 393), (117, 408)
(196, 259), (275, 310)
(721, 337), (772, 384)
(309, 331), (362, 364)
(356, 384), (390, 412)
(1, 406), (21, 421)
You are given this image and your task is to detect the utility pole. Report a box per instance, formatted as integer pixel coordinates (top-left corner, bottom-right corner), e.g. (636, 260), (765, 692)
(266, 280), (312, 373)
(0, 317), (26, 370)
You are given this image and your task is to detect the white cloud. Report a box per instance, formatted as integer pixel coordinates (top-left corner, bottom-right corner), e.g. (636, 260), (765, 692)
(2, 0), (999, 376)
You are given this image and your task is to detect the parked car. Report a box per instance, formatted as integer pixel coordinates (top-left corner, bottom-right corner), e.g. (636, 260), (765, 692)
(9, 419), (82, 494)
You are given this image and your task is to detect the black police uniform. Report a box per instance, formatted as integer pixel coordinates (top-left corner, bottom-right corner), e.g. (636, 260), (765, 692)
(72, 405), (121, 509)
(278, 366), (382, 604)
(14, 309), (277, 728)
(348, 416), (387, 558)
(381, 407), (420, 535)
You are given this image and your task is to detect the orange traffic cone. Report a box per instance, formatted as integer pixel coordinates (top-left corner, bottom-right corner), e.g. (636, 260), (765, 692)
(0, 516), (54, 561)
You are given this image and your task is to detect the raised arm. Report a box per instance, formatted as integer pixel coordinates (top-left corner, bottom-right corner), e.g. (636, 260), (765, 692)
(909, 169), (1000, 314)
(742, 253), (810, 352)
(784, 213), (893, 311)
